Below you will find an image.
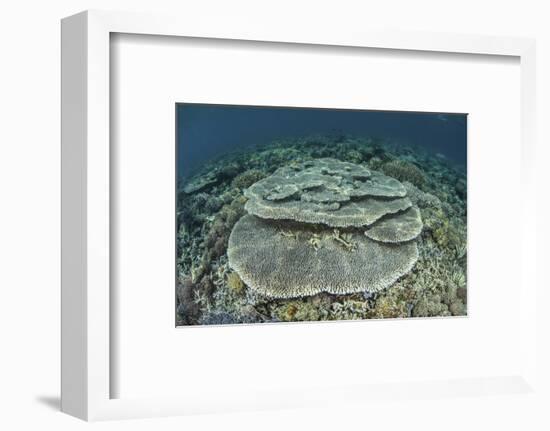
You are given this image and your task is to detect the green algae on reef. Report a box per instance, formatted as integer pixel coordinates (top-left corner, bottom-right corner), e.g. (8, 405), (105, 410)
(176, 135), (467, 326)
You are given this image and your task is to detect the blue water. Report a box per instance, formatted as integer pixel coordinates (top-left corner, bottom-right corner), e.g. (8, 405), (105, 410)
(177, 104), (467, 178)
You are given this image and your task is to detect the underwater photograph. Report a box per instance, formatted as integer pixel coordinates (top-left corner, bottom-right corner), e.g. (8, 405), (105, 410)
(176, 104), (467, 326)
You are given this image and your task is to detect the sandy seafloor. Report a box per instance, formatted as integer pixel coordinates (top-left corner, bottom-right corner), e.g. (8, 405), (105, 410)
(176, 135), (467, 326)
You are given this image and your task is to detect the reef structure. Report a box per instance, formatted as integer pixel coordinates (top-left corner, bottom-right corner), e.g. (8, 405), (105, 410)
(228, 158), (423, 298)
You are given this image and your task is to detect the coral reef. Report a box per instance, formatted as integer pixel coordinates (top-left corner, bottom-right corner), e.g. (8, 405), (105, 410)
(176, 277), (200, 325)
(381, 159), (427, 188)
(412, 294), (450, 317)
(177, 134), (467, 324)
(183, 171), (219, 194)
(227, 271), (245, 294)
(231, 169), (266, 190)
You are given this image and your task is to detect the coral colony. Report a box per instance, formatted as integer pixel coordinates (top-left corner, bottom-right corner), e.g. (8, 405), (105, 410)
(228, 159), (423, 298)
(176, 135), (467, 325)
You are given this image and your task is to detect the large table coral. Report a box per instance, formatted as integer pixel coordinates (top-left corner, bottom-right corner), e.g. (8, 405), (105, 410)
(244, 159), (411, 227)
(228, 215), (419, 298)
(228, 158), (423, 298)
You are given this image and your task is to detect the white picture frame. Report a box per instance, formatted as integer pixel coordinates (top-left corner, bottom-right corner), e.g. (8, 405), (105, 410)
(61, 9), (539, 421)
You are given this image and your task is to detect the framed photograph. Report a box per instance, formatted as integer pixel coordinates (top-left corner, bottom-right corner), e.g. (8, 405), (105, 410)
(61, 10), (540, 421)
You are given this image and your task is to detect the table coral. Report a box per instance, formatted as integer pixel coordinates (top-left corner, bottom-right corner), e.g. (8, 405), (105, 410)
(228, 158), (424, 299)
(245, 158), (412, 228)
(365, 206), (423, 243)
(228, 214), (419, 298)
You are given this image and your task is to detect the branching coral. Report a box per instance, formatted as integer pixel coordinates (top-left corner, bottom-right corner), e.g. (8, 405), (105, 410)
(278, 229), (297, 239)
(308, 233), (322, 251)
(273, 300), (329, 322)
(330, 300), (371, 320)
(412, 294), (450, 317)
(176, 277), (201, 325)
(331, 229), (357, 251)
(227, 271), (245, 294)
(381, 159), (427, 188)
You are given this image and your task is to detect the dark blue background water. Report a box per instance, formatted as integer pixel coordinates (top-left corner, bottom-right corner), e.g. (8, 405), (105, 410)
(177, 104), (467, 178)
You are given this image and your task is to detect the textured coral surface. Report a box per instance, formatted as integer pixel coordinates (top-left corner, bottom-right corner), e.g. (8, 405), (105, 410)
(365, 206), (423, 243)
(244, 159), (410, 227)
(228, 214), (419, 298)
